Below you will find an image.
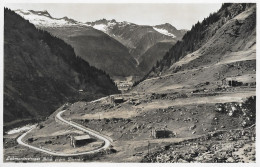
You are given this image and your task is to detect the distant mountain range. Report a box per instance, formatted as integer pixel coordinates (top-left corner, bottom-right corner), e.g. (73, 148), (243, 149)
(87, 19), (187, 58)
(15, 9), (187, 78)
(15, 9), (84, 27)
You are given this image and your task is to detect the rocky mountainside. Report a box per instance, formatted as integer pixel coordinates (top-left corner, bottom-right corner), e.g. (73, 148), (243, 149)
(148, 3), (255, 77)
(15, 9), (139, 78)
(87, 19), (187, 74)
(133, 3), (255, 92)
(4, 8), (119, 129)
(88, 19), (186, 59)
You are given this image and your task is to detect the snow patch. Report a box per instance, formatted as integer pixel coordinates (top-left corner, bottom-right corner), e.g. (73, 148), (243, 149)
(7, 124), (37, 135)
(93, 24), (107, 32)
(153, 27), (176, 38)
(15, 9), (83, 27)
(92, 21), (116, 32)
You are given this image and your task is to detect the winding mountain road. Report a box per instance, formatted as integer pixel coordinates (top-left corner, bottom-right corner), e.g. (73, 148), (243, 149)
(17, 108), (112, 156)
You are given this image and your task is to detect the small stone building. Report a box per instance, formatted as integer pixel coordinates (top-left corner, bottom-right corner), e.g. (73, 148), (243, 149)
(110, 96), (125, 104)
(70, 135), (94, 148)
(151, 128), (174, 138)
(222, 78), (243, 87)
(222, 75), (256, 87)
(114, 97), (124, 103)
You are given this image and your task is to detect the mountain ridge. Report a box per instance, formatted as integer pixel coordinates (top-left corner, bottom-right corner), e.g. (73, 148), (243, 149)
(15, 9), (187, 78)
(133, 3), (256, 93)
(15, 9), (140, 78)
(4, 8), (120, 130)
(88, 18), (187, 58)
(150, 3), (255, 76)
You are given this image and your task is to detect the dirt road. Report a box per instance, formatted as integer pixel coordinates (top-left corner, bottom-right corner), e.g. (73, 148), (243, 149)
(17, 109), (112, 156)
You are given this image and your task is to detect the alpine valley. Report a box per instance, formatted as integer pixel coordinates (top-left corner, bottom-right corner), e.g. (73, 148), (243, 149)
(15, 9), (187, 80)
(3, 3), (256, 163)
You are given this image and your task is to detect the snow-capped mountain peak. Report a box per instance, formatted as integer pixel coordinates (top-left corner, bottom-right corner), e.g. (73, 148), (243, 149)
(29, 10), (52, 18)
(152, 27), (176, 38)
(93, 24), (108, 31)
(152, 23), (188, 38)
(86, 19), (135, 33)
(87, 19), (114, 33)
(14, 9), (84, 27)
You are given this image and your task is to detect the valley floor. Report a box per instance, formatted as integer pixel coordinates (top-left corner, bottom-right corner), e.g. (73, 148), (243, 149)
(3, 81), (256, 162)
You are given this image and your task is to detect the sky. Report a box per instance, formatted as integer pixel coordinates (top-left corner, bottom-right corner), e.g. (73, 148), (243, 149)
(5, 3), (222, 30)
